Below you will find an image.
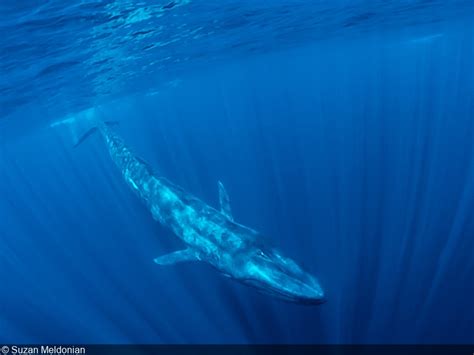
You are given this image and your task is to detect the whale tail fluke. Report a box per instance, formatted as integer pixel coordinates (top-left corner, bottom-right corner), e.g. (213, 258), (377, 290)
(73, 121), (118, 148)
(73, 127), (99, 148)
(50, 107), (118, 147)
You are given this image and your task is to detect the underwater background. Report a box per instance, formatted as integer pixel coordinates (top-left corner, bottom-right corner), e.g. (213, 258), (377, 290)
(0, 0), (473, 344)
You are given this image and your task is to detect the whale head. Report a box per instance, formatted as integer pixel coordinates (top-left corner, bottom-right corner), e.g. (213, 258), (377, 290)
(234, 246), (325, 305)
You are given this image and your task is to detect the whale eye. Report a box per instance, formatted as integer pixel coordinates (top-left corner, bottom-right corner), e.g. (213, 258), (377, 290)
(258, 250), (271, 260)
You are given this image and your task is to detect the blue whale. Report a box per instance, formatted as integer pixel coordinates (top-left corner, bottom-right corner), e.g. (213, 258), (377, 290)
(76, 120), (325, 305)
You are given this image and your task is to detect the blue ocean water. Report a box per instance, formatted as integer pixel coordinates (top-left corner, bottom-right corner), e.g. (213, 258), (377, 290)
(0, 0), (473, 344)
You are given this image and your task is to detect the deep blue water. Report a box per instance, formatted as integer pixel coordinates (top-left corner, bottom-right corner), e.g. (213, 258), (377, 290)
(1, 0), (474, 344)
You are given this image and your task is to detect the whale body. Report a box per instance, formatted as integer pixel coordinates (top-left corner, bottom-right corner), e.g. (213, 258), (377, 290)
(76, 120), (325, 305)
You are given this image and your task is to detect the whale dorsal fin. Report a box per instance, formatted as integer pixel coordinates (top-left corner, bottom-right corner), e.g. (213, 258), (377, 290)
(218, 181), (233, 221)
(153, 248), (199, 266)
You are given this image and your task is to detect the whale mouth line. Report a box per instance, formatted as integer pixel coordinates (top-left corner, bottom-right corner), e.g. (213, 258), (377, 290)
(260, 286), (326, 305)
(243, 278), (325, 305)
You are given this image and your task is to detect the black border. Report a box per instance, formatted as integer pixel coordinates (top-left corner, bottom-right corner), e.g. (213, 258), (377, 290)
(2, 345), (473, 355)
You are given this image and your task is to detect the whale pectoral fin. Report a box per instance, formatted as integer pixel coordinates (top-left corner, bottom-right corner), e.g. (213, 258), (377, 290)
(153, 249), (198, 266)
(218, 181), (233, 221)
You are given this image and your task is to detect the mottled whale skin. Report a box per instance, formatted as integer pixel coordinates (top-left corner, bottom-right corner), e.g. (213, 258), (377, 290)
(89, 122), (325, 305)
